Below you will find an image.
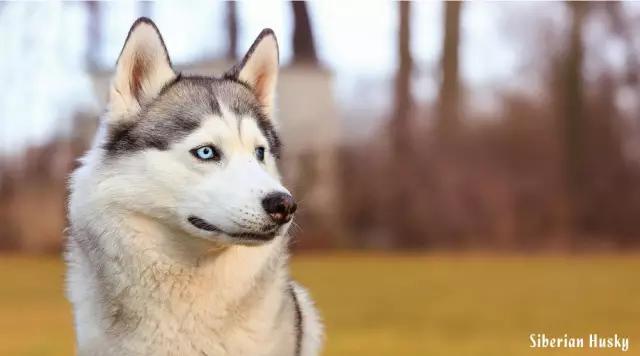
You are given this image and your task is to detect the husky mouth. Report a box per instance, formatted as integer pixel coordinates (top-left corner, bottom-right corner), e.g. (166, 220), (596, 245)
(187, 216), (277, 241)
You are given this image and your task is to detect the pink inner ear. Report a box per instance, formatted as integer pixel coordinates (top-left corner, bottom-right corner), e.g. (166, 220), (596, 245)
(129, 54), (149, 102)
(254, 71), (269, 104)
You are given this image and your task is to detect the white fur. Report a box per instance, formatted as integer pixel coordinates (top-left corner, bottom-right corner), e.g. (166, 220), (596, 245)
(66, 112), (323, 356)
(66, 20), (322, 356)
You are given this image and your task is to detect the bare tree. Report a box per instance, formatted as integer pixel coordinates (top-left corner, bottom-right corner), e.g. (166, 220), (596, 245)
(290, 2), (317, 64)
(562, 2), (588, 240)
(226, 1), (238, 60)
(392, 1), (412, 156)
(437, 1), (462, 137)
(390, 1), (419, 247)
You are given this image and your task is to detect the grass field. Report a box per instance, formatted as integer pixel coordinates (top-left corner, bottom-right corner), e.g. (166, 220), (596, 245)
(0, 254), (638, 356)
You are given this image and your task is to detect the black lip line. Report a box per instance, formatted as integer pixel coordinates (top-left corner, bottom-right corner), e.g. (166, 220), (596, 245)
(187, 216), (277, 240)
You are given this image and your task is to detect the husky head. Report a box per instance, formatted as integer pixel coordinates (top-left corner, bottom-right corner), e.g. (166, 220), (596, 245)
(85, 18), (295, 246)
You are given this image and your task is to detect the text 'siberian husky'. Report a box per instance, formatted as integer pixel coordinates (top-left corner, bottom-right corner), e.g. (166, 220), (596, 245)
(65, 18), (322, 356)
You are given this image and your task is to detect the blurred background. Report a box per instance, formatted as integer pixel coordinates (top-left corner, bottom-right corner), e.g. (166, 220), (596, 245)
(1, 2), (640, 356)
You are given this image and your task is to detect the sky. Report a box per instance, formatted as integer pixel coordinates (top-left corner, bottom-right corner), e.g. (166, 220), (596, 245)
(0, 1), (637, 155)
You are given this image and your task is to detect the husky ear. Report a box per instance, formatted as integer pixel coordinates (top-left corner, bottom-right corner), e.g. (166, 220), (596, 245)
(228, 29), (279, 117)
(109, 18), (176, 120)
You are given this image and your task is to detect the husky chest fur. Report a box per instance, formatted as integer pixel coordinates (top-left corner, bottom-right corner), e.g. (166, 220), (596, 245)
(65, 18), (322, 356)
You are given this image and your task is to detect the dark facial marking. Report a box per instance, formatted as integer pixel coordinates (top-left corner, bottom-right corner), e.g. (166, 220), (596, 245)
(188, 215), (277, 241)
(187, 216), (221, 232)
(223, 86), (281, 159)
(289, 283), (303, 356)
(104, 75), (280, 158)
(105, 76), (217, 155)
(255, 111), (281, 159)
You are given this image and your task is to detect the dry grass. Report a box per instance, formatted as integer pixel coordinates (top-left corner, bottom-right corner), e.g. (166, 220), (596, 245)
(0, 253), (638, 356)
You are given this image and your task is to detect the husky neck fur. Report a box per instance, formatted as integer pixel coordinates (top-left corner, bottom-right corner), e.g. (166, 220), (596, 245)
(65, 18), (322, 356)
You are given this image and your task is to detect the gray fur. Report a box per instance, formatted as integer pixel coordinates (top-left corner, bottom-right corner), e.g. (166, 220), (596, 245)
(105, 75), (281, 158)
(289, 285), (303, 356)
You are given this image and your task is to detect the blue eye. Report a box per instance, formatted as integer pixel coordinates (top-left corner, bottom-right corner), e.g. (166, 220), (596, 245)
(191, 145), (220, 161)
(255, 146), (266, 162)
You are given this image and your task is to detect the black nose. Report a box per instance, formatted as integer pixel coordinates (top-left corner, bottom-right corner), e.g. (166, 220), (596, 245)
(262, 192), (297, 225)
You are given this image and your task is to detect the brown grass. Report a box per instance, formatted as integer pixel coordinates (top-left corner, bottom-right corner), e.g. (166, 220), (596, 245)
(0, 253), (638, 356)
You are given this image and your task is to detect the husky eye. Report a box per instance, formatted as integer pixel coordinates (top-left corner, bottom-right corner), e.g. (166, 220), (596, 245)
(255, 146), (266, 162)
(191, 145), (221, 161)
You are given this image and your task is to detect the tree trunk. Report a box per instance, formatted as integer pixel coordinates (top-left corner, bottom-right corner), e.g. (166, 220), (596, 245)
(392, 1), (412, 156)
(437, 2), (462, 138)
(390, 1), (417, 247)
(290, 2), (317, 64)
(562, 2), (588, 243)
(226, 1), (238, 60)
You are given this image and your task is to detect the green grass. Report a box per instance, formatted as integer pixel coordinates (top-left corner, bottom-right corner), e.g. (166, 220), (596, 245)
(1, 254), (638, 355)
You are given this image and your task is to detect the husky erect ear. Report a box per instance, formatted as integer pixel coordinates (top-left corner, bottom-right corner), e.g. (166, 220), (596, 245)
(109, 18), (176, 120)
(228, 29), (279, 117)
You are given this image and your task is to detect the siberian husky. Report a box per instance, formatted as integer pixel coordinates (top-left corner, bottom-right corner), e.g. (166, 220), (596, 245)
(65, 18), (322, 356)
